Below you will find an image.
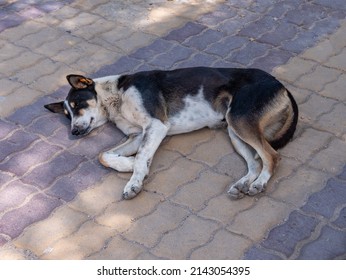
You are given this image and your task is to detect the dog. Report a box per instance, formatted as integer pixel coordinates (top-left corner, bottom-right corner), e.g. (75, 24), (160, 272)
(45, 67), (298, 200)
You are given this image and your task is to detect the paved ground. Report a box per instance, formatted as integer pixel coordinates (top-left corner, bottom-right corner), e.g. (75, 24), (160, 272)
(0, 0), (345, 259)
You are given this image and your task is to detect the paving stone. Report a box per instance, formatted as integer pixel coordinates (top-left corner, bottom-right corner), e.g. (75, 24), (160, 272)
(148, 148), (181, 176)
(239, 16), (279, 40)
(300, 39), (340, 63)
(26, 114), (65, 137)
(96, 192), (162, 233)
(0, 51), (43, 76)
(297, 225), (346, 259)
(259, 21), (298, 46)
(46, 160), (109, 202)
(251, 48), (292, 72)
(261, 211), (319, 257)
(0, 180), (37, 213)
(332, 207), (346, 229)
(273, 57), (317, 83)
(286, 3), (328, 27)
(271, 167), (328, 207)
(0, 140), (62, 177)
(68, 174), (126, 217)
(0, 194), (62, 239)
(0, 130), (39, 162)
(184, 29), (223, 51)
(280, 128), (332, 163)
(187, 130), (233, 166)
(149, 44), (194, 69)
(337, 165), (346, 181)
(115, 32), (158, 54)
(191, 229), (252, 259)
(299, 93), (336, 122)
(282, 31), (319, 54)
(164, 22), (206, 43)
(70, 125), (124, 159)
(14, 205), (89, 256)
(315, 103), (346, 136)
(227, 197), (292, 241)
(320, 74), (346, 101)
(243, 246), (283, 260)
(295, 65), (341, 92)
(313, 0), (346, 11)
(0, 119), (18, 140)
(0, 245), (27, 260)
(309, 138), (346, 174)
(42, 220), (115, 259)
(0, 86), (47, 117)
(145, 157), (205, 198)
(301, 178), (346, 219)
(125, 201), (189, 248)
(130, 39), (175, 61)
(227, 41), (269, 66)
(212, 151), (246, 180)
(151, 215), (219, 259)
(205, 36), (247, 57)
(22, 151), (85, 189)
(88, 235), (145, 260)
(175, 52), (218, 68)
(6, 94), (59, 125)
(199, 194), (255, 225)
(171, 171), (230, 212)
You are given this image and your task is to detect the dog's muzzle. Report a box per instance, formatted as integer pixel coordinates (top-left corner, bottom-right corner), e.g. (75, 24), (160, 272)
(71, 126), (89, 136)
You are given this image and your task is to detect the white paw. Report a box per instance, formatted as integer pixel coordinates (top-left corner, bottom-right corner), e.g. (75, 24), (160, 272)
(122, 180), (142, 200)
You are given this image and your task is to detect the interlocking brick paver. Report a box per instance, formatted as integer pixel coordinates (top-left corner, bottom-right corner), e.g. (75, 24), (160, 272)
(14, 205), (89, 256)
(228, 197), (292, 241)
(190, 229), (252, 259)
(171, 171), (230, 212)
(41, 220), (115, 259)
(301, 178), (346, 219)
(88, 234), (145, 260)
(309, 138), (346, 173)
(125, 201), (189, 248)
(151, 215), (219, 259)
(270, 167), (328, 206)
(96, 192), (162, 233)
(297, 225), (346, 259)
(0, 194), (62, 239)
(1, 0), (345, 260)
(261, 211), (319, 257)
(0, 180), (37, 213)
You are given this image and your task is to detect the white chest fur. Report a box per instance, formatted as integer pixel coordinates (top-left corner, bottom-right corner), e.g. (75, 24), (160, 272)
(167, 87), (224, 135)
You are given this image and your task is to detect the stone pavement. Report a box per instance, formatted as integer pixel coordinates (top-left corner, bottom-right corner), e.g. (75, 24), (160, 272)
(0, 0), (345, 259)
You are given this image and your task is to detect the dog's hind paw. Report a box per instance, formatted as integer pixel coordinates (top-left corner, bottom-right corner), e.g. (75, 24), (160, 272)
(247, 182), (265, 196)
(227, 185), (245, 200)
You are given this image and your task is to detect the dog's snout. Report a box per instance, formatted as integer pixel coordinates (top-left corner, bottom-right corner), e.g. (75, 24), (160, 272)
(71, 127), (81, 136)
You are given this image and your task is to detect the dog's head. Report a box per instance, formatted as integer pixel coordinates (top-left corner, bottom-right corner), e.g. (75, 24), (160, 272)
(44, 75), (107, 136)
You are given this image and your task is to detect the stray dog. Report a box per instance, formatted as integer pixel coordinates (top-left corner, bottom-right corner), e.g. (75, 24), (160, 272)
(45, 67), (298, 200)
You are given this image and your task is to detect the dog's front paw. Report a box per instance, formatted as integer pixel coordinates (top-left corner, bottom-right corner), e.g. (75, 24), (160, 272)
(123, 181), (142, 200)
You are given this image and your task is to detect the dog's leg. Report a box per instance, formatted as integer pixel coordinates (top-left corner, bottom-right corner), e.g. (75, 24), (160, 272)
(99, 134), (143, 172)
(227, 127), (261, 199)
(247, 138), (280, 196)
(123, 119), (169, 199)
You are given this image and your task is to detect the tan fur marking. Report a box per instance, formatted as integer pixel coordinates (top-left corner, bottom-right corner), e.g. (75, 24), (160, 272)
(213, 90), (232, 113)
(87, 99), (97, 107)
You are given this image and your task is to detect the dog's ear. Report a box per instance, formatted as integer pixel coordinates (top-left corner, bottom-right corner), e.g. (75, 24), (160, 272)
(44, 101), (65, 114)
(66, 74), (94, 89)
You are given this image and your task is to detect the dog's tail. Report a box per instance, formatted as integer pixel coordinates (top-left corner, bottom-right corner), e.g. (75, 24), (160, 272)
(269, 90), (299, 150)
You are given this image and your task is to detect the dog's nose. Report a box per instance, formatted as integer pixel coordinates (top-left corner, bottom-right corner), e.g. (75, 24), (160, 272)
(71, 127), (81, 135)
